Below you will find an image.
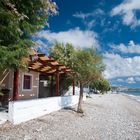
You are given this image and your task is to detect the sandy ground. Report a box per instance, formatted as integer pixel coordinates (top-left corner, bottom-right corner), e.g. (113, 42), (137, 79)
(0, 94), (140, 140)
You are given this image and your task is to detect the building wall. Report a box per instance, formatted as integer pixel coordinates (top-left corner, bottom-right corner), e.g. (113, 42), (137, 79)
(18, 70), (39, 100)
(0, 70), (39, 101)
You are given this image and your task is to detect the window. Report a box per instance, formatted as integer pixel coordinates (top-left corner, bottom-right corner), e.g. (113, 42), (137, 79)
(23, 74), (32, 90)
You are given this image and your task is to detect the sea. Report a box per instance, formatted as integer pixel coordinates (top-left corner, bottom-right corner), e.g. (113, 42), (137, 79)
(120, 90), (140, 102)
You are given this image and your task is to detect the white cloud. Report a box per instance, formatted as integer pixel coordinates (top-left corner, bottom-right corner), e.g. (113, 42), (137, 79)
(35, 28), (99, 48)
(103, 53), (140, 79)
(116, 78), (124, 82)
(73, 9), (105, 29)
(111, 0), (140, 28)
(73, 12), (90, 20)
(115, 76), (140, 84)
(110, 40), (140, 54)
(32, 39), (49, 54)
(36, 39), (46, 47)
(94, 8), (105, 16)
(135, 77), (140, 81)
(73, 9), (105, 20)
(126, 77), (136, 83)
(86, 20), (96, 29)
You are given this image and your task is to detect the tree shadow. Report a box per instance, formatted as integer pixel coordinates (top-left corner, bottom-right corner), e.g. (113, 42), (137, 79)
(63, 107), (77, 113)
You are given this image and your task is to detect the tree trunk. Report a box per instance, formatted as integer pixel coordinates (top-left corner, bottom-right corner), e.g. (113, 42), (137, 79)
(77, 82), (84, 113)
(13, 69), (19, 101)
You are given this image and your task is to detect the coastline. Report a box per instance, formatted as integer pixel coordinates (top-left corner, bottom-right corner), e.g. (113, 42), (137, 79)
(120, 92), (140, 103)
(0, 93), (140, 140)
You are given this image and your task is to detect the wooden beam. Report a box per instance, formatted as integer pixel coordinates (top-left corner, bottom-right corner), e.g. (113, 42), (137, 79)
(37, 65), (51, 72)
(29, 53), (73, 75)
(37, 53), (46, 57)
(45, 68), (56, 73)
(38, 58), (57, 69)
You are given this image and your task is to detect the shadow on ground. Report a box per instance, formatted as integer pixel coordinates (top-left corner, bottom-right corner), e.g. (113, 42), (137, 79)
(63, 107), (77, 113)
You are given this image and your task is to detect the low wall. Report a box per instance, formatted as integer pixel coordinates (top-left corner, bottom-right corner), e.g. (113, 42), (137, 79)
(8, 95), (85, 124)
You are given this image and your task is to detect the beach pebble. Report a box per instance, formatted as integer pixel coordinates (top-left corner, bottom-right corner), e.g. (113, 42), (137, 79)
(0, 94), (140, 140)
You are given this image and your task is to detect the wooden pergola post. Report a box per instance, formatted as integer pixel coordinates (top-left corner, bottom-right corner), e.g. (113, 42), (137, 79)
(50, 75), (54, 96)
(73, 79), (75, 95)
(55, 72), (59, 96)
(13, 69), (19, 101)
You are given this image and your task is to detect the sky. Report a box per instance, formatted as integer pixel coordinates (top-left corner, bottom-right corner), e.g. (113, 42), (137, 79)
(34, 0), (140, 88)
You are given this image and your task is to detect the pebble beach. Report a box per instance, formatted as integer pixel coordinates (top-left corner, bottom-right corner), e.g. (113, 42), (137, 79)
(0, 93), (140, 140)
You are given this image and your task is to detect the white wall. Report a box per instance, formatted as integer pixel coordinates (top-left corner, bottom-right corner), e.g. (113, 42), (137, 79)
(65, 86), (79, 95)
(8, 95), (85, 124)
(0, 112), (8, 125)
(65, 86), (88, 96)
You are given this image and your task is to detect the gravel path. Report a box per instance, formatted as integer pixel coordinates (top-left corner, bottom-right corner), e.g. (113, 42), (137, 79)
(0, 94), (140, 140)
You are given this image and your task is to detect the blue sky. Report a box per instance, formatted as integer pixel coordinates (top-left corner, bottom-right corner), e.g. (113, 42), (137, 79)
(34, 0), (140, 88)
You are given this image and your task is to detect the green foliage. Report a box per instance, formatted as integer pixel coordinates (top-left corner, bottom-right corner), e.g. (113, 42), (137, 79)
(74, 48), (105, 85)
(50, 42), (75, 93)
(50, 42), (105, 86)
(0, 0), (57, 70)
(90, 79), (111, 94)
(50, 42), (76, 68)
(50, 42), (106, 113)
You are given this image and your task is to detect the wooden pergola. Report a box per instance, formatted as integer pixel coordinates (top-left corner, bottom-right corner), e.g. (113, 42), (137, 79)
(12, 51), (75, 101)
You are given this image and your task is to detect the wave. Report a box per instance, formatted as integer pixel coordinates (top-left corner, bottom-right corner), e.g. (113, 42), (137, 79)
(121, 92), (140, 103)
